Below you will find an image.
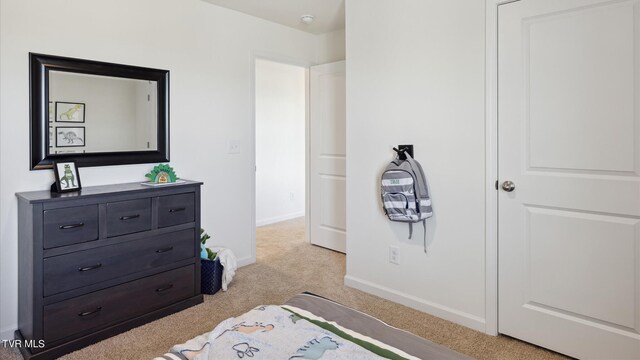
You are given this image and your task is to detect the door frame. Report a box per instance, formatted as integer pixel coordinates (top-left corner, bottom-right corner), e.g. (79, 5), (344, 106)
(250, 52), (312, 265)
(485, 0), (521, 336)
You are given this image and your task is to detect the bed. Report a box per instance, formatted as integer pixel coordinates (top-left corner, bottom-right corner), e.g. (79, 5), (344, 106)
(155, 293), (473, 360)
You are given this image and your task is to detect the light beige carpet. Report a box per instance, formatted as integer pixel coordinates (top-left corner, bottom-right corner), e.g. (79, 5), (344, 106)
(0, 217), (566, 360)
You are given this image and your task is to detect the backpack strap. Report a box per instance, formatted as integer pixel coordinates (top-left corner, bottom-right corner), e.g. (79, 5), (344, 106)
(422, 219), (427, 253)
(404, 152), (427, 197)
(405, 151), (429, 252)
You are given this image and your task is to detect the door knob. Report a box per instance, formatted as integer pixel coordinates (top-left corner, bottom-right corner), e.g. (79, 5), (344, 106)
(501, 181), (515, 192)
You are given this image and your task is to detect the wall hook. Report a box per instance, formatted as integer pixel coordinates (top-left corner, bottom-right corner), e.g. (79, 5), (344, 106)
(394, 144), (414, 160)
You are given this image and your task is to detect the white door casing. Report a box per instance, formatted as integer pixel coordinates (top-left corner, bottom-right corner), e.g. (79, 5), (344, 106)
(309, 61), (346, 253)
(498, 0), (640, 358)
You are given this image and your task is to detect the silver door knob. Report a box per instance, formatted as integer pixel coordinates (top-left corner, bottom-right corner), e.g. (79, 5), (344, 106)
(502, 181), (515, 192)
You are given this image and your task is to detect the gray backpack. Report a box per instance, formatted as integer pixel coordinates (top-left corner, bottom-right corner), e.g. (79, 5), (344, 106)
(381, 149), (433, 252)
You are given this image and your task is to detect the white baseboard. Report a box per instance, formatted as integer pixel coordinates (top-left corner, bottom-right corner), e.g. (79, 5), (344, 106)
(256, 212), (304, 227)
(236, 256), (255, 268)
(1, 325), (15, 341)
(344, 275), (486, 332)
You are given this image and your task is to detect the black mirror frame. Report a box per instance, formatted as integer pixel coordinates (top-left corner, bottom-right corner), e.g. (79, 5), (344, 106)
(30, 53), (170, 170)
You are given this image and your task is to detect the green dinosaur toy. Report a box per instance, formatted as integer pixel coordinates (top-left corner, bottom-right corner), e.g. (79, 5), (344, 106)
(145, 164), (178, 183)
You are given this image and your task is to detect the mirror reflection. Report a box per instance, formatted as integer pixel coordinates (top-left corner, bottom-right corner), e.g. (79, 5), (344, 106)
(48, 71), (158, 154)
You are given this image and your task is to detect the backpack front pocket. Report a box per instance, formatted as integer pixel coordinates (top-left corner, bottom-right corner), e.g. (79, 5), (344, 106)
(383, 193), (418, 221)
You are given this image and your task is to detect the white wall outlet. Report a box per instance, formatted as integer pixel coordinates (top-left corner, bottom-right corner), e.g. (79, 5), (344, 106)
(389, 246), (400, 265)
(228, 139), (240, 154)
(290, 192), (295, 200)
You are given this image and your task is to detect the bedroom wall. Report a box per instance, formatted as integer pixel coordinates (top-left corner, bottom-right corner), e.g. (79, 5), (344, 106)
(255, 59), (306, 226)
(316, 29), (346, 64)
(0, 0), (323, 340)
(344, 0), (488, 331)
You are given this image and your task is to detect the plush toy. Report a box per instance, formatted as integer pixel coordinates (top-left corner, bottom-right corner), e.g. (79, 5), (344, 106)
(200, 228), (217, 260)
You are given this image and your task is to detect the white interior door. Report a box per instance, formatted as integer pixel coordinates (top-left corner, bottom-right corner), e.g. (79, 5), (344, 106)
(498, 0), (640, 358)
(309, 61), (346, 253)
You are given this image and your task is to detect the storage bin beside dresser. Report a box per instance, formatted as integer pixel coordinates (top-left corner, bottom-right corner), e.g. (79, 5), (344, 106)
(15, 180), (203, 360)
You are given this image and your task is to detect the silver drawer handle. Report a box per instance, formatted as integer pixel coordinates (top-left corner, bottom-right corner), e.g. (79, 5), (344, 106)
(59, 222), (84, 230)
(78, 307), (102, 317)
(78, 263), (102, 272)
(119, 214), (140, 221)
(156, 284), (173, 293)
(168, 207), (185, 213)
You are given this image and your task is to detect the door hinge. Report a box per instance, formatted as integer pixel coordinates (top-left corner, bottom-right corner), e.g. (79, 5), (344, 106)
(495, 180), (498, 190)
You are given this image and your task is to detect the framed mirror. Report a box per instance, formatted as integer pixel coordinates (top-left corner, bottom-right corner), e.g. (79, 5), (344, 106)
(30, 53), (169, 169)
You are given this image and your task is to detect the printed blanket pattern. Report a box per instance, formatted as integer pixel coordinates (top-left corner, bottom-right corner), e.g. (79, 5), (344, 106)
(155, 305), (418, 360)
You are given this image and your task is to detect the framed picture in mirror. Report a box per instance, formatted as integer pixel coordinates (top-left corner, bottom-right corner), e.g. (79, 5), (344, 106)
(55, 127), (85, 147)
(55, 101), (85, 123)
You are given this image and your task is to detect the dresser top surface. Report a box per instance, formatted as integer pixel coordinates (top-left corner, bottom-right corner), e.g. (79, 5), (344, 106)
(16, 180), (203, 203)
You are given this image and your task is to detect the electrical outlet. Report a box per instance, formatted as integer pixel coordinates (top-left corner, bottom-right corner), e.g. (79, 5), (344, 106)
(228, 140), (240, 154)
(290, 192), (295, 201)
(389, 246), (400, 265)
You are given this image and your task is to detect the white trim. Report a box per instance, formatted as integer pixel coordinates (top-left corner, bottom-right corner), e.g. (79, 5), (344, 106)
(305, 66), (311, 244)
(236, 256), (255, 268)
(256, 211), (305, 227)
(251, 51), (312, 262)
(1, 325), (15, 341)
(485, 0), (521, 337)
(345, 275), (486, 332)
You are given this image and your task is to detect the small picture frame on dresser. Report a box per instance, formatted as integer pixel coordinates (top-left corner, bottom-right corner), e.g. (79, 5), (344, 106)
(52, 160), (82, 193)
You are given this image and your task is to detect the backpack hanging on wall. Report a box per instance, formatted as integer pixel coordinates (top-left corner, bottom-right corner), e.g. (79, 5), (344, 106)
(381, 147), (433, 253)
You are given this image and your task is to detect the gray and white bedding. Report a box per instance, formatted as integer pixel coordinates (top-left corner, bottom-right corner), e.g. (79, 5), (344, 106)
(155, 293), (472, 360)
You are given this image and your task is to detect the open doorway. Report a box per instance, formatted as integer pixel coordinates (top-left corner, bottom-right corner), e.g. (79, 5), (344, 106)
(254, 59), (307, 255)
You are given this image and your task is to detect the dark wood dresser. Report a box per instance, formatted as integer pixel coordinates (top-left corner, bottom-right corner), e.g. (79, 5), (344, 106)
(15, 180), (203, 360)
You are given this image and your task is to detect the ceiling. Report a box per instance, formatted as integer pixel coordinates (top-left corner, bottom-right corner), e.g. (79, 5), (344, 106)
(201, 0), (345, 35)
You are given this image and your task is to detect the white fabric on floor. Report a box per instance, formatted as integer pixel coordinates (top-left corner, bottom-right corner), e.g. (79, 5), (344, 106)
(210, 247), (237, 291)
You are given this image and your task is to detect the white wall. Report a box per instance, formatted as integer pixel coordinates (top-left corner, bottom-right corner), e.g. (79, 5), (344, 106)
(344, 0), (488, 331)
(316, 29), (346, 64)
(255, 60), (306, 226)
(0, 0), (324, 340)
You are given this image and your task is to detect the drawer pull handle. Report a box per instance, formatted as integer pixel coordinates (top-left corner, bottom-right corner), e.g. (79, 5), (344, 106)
(119, 214), (140, 221)
(168, 207), (186, 213)
(78, 263), (102, 272)
(78, 307), (102, 317)
(156, 246), (174, 254)
(156, 284), (174, 293)
(59, 222), (84, 230)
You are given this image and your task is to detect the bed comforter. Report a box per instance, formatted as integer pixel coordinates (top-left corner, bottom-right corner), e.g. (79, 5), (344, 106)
(155, 293), (472, 360)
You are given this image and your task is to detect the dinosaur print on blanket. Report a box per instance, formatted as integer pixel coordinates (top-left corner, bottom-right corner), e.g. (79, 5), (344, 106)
(217, 321), (275, 339)
(232, 342), (260, 358)
(289, 313), (302, 324)
(289, 336), (339, 359)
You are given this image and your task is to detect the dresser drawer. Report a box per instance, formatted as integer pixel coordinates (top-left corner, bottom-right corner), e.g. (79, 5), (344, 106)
(106, 198), (152, 237)
(158, 193), (195, 228)
(44, 265), (195, 343)
(43, 229), (195, 296)
(43, 205), (99, 249)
